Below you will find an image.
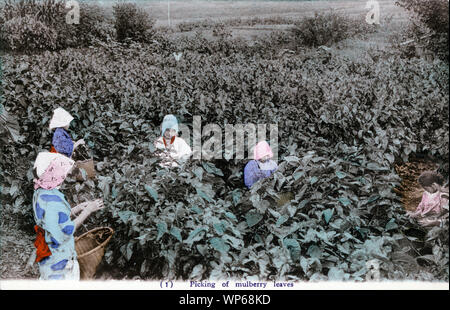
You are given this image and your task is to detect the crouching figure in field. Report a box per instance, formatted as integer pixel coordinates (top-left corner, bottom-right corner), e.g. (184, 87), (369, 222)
(49, 107), (85, 158)
(32, 152), (104, 280)
(154, 114), (192, 167)
(408, 171), (449, 227)
(244, 140), (278, 189)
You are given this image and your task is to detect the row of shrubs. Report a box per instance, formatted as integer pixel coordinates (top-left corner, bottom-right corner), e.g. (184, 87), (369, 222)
(1, 0), (448, 60)
(176, 16), (298, 32)
(0, 0), (155, 51)
(395, 0), (449, 62)
(1, 0), (375, 52)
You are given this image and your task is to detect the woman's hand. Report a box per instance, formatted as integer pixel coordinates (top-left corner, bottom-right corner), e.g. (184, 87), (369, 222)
(85, 198), (104, 213)
(73, 199), (103, 231)
(73, 139), (85, 150)
(154, 140), (165, 150)
(255, 170), (266, 178)
(71, 201), (89, 217)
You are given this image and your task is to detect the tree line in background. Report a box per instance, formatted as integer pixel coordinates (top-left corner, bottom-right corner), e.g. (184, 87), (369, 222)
(0, 0), (448, 62)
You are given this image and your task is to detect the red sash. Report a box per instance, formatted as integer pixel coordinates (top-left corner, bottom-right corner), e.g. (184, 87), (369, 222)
(34, 225), (52, 262)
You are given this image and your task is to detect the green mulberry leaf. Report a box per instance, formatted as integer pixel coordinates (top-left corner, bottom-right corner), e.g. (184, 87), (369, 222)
(338, 197), (351, 206)
(186, 227), (208, 244)
(156, 221), (167, 241)
(322, 208), (334, 224)
(196, 188), (214, 203)
(225, 212), (236, 220)
(213, 222), (226, 235)
(276, 215), (288, 227)
(385, 219), (398, 231)
(209, 237), (229, 253)
(170, 226), (182, 242)
(245, 211), (263, 228)
(335, 171), (347, 179)
(283, 238), (301, 262)
(144, 184), (158, 201)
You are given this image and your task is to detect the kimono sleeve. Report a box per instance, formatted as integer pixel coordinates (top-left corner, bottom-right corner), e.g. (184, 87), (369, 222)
(244, 160), (261, 189)
(175, 138), (192, 159)
(267, 160), (278, 176)
(154, 137), (165, 150)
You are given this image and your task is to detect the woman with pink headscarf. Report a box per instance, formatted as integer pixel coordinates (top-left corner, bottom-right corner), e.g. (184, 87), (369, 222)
(244, 141), (278, 189)
(32, 152), (103, 280)
(408, 171), (449, 227)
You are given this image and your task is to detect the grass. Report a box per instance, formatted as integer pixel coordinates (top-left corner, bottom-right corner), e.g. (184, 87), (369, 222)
(92, 0), (408, 28)
(139, 0), (409, 49)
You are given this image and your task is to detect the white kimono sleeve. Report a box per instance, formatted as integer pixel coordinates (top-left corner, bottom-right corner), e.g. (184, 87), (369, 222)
(173, 137), (192, 160)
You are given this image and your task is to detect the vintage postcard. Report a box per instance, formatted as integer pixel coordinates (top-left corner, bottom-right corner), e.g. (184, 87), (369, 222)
(0, 0), (448, 297)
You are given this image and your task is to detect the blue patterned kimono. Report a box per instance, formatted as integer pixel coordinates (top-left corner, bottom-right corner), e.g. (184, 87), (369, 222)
(32, 188), (78, 280)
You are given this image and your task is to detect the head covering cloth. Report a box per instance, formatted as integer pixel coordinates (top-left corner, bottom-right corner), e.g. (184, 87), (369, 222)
(161, 114), (179, 136)
(49, 107), (74, 130)
(33, 152), (75, 190)
(253, 141), (274, 161)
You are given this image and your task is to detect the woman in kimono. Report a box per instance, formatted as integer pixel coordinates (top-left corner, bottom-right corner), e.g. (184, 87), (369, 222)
(49, 107), (85, 158)
(244, 141), (278, 189)
(154, 114), (192, 166)
(408, 171), (449, 227)
(32, 152), (103, 280)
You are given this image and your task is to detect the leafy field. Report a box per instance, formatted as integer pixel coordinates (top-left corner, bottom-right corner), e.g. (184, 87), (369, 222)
(0, 1), (449, 281)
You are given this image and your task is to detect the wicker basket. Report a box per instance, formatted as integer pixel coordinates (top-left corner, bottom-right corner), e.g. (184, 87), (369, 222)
(75, 227), (113, 280)
(76, 158), (96, 181)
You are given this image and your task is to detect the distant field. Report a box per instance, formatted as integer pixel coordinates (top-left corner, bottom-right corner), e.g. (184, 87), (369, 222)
(88, 0), (410, 57)
(93, 0), (408, 28)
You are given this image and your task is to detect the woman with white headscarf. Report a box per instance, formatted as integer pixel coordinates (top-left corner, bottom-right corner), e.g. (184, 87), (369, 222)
(32, 152), (103, 280)
(49, 107), (85, 158)
(154, 114), (192, 166)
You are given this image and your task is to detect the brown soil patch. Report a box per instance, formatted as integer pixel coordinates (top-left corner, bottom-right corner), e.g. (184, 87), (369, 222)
(394, 159), (439, 212)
